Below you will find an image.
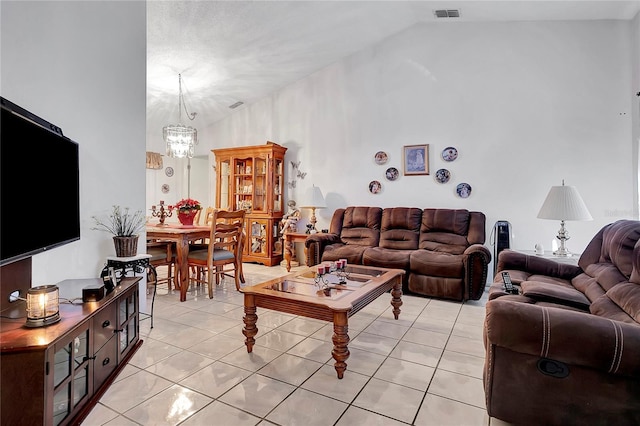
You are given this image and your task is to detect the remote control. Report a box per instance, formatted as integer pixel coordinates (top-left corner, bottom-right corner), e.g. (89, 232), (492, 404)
(501, 271), (518, 294)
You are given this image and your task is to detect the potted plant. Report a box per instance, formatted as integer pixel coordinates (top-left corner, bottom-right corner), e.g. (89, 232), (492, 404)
(172, 198), (202, 226)
(92, 205), (146, 257)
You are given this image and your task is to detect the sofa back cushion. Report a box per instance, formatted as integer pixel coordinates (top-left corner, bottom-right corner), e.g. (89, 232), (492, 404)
(419, 209), (484, 252)
(579, 220), (640, 289)
(379, 207), (422, 250)
(339, 206), (382, 247)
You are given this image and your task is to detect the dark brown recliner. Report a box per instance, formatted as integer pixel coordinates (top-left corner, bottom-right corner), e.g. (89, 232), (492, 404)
(306, 206), (491, 301)
(484, 220), (640, 425)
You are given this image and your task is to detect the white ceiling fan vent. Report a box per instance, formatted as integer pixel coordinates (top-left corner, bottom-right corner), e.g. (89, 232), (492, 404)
(434, 9), (461, 19)
(229, 101), (244, 109)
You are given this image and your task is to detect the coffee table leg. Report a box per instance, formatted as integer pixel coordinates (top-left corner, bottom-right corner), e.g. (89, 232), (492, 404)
(332, 312), (350, 379)
(391, 276), (403, 320)
(243, 294), (258, 352)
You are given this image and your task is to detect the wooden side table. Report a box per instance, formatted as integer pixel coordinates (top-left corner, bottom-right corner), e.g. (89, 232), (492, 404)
(282, 232), (309, 271)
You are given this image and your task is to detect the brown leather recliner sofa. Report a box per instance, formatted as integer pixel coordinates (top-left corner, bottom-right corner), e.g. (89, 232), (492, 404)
(484, 219), (640, 425)
(305, 206), (491, 301)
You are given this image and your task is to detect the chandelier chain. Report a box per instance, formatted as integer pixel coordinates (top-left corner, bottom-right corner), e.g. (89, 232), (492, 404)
(178, 73), (197, 122)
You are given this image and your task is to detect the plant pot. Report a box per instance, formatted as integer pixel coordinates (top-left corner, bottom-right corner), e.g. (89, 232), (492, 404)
(178, 211), (196, 226)
(113, 236), (138, 257)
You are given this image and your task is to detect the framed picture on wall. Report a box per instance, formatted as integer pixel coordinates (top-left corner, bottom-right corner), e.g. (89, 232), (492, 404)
(403, 144), (429, 175)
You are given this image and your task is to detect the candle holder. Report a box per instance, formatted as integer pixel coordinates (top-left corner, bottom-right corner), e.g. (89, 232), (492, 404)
(314, 266), (331, 294)
(151, 200), (173, 226)
(335, 265), (350, 284)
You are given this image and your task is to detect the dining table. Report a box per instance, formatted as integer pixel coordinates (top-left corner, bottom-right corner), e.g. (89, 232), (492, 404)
(146, 223), (210, 302)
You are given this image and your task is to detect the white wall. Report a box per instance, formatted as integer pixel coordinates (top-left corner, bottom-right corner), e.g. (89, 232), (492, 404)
(1, 1), (147, 285)
(202, 19), (636, 272)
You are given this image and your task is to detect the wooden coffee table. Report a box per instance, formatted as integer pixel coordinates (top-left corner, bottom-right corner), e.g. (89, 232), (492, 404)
(241, 264), (404, 378)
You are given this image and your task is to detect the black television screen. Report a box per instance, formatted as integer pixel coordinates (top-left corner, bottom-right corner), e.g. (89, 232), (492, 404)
(1, 97), (80, 266)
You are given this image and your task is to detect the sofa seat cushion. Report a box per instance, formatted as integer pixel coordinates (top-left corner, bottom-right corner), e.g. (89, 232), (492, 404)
(590, 290), (639, 324)
(410, 250), (464, 278)
(321, 243), (368, 264)
(520, 281), (591, 311)
(362, 247), (412, 270)
(604, 282), (640, 323)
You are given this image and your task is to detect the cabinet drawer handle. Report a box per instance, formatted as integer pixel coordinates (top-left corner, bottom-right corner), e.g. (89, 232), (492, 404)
(102, 357), (110, 366)
(102, 320), (111, 328)
(114, 328), (124, 333)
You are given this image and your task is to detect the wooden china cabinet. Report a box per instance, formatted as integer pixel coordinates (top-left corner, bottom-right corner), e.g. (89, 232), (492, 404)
(213, 141), (287, 266)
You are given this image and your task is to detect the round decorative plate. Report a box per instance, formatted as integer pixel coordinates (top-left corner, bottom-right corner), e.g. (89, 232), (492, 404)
(435, 168), (450, 183)
(369, 180), (382, 194)
(442, 147), (458, 162)
(456, 183), (472, 198)
(161, 184), (170, 194)
(165, 166), (174, 177)
(385, 167), (399, 181)
(374, 151), (388, 165)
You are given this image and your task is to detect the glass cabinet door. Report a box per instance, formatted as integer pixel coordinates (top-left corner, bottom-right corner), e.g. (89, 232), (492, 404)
(253, 157), (267, 212)
(219, 159), (231, 210)
(233, 157), (253, 213)
(52, 326), (90, 426)
(273, 157), (283, 213)
(118, 287), (138, 360)
(249, 219), (269, 257)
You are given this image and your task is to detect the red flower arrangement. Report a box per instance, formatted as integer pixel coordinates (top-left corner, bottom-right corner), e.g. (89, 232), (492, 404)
(172, 198), (202, 213)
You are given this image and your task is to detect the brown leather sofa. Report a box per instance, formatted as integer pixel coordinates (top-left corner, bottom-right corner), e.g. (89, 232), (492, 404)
(305, 206), (491, 301)
(484, 219), (640, 425)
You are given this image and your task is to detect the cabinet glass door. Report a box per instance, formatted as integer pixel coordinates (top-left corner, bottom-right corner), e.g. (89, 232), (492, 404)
(253, 157), (267, 212)
(273, 157), (283, 213)
(249, 219), (268, 257)
(52, 327), (90, 426)
(234, 157), (253, 213)
(118, 288), (138, 359)
(219, 159), (230, 210)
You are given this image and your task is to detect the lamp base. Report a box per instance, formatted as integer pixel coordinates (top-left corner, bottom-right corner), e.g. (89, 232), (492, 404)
(553, 220), (572, 257)
(25, 313), (61, 328)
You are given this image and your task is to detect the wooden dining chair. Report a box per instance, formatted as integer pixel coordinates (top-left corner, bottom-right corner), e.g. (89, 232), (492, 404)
(187, 209), (245, 297)
(146, 240), (179, 290)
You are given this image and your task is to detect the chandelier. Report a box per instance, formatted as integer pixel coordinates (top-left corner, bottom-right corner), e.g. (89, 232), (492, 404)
(163, 73), (197, 158)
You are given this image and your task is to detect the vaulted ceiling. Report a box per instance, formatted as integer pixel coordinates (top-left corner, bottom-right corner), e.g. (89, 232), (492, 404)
(147, 1), (640, 145)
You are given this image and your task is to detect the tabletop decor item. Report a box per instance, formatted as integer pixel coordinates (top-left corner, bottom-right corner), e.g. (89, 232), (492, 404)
(92, 205), (145, 257)
(151, 200), (173, 226)
(173, 198), (202, 226)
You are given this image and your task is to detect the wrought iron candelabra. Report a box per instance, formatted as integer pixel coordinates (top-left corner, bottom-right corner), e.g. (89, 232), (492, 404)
(151, 200), (173, 226)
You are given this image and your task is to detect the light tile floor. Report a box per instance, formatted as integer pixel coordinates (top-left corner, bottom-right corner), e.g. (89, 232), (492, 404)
(82, 263), (510, 426)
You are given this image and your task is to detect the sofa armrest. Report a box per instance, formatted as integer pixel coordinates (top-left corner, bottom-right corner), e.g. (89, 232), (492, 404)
(485, 299), (640, 377)
(305, 233), (341, 266)
(496, 249), (581, 279)
(463, 244), (491, 300)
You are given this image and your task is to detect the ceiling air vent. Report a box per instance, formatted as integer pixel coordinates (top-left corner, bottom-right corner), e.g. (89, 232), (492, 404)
(434, 9), (460, 18)
(229, 101), (244, 109)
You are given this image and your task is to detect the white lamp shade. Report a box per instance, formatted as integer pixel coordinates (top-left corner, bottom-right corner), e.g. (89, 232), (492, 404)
(537, 183), (593, 221)
(301, 185), (326, 209)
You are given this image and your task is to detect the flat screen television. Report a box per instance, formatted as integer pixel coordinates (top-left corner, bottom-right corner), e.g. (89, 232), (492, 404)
(0, 97), (80, 266)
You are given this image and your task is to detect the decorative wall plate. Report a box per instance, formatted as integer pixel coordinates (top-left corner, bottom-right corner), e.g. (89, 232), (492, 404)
(442, 147), (458, 162)
(165, 166), (174, 177)
(456, 183), (472, 198)
(435, 168), (450, 183)
(374, 151), (388, 165)
(369, 180), (382, 194)
(161, 184), (170, 194)
(385, 167), (399, 181)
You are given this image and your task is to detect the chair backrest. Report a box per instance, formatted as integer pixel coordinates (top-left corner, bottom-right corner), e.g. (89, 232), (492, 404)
(203, 207), (216, 226)
(207, 209), (246, 262)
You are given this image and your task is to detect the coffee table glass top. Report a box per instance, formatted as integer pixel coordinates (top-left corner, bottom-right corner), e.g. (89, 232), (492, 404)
(264, 267), (383, 300)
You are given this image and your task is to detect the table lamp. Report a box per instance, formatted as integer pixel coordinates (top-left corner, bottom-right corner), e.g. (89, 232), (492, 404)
(25, 285), (60, 327)
(537, 180), (592, 257)
(301, 185), (326, 232)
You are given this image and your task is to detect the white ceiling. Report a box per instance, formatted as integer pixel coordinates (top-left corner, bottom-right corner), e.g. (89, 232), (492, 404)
(147, 0), (640, 131)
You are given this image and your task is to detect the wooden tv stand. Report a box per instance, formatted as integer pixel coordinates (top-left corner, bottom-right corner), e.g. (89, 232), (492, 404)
(0, 271), (142, 426)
